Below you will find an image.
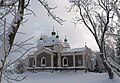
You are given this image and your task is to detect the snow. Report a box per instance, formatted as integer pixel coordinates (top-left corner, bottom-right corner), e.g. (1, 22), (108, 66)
(62, 47), (86, 53)
(110, 2), (120, 21)
(45, 35), (62, 45)
(3, 71), (120, 83)
(0, 5), (23, 69)
(0, 42), (8, 68)
(37, 39), (45, 46)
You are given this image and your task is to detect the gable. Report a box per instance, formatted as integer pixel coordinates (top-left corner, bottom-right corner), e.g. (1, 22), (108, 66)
(35, 47), (55, 56)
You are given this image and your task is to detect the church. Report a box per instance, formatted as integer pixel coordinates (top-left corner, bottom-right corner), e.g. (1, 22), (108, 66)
(26, 28), (94, 71)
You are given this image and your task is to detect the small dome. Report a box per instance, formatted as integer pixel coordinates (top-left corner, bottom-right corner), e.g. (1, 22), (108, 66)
(40, 37), (43, 40)
(64, 35), (67, 42)
(55, 37), (61, 44)
(64, 38), (67, 42)
(37, 39), (44, 46)
(51, 27), (56, 35)
(63, 36), (70, 50)
(51, 31), (56, 35)
(56, 31), (59, 38)
(63, 42), (70, 48)
(37, 34), (45, 46)
(56, 35), (59, 38)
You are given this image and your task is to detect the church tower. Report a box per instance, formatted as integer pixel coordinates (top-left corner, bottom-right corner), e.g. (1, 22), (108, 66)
(63, 35), (70, 50)
(37, 34), (44, 50)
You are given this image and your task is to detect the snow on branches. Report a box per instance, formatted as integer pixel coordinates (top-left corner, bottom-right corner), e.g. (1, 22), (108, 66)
(0, 0), (25, 69)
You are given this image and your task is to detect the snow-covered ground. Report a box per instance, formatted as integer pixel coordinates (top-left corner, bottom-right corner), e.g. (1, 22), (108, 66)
(3, 71), (120, 83)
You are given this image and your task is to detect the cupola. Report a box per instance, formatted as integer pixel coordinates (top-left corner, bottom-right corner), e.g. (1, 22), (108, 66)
(51, 27), (56, 36)
(37, 34), (44, 47)
(63, 35), (70, 50)
(64, 35), (67, 42)
(56, 31), (59, 38)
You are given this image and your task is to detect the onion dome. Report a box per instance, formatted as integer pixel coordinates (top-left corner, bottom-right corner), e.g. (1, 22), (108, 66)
(63, 35), (70, 50)
(45, 29), (62, 45)
(56, 31), (59, 38)
(51, 27), (56, 36)
(64, 35), (67, 42)
(37, 34), (44, 46)
(40, 36), (43, 40)
(37, 39), (44, 46)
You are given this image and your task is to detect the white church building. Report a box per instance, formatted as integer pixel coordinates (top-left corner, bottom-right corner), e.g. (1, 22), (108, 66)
(26, 28), (93, 71)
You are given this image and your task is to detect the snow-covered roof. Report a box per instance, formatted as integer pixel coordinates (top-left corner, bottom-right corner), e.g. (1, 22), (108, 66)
(62, 47), (86, 53)
(37, 39), (45, 46)
(35, 47), (57, 54)
(45, 35), (62, 45)
(63, 42), (70, 48)
(43, 47), (56, 53)
(37, 35), (63, 47)
(28, 51), (36, 55)
(36, 29), (73, 52)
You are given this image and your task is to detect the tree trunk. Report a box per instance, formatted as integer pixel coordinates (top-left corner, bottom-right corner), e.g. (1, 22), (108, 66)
(103, 61), (113, 79)
(100, 48), (113, 79)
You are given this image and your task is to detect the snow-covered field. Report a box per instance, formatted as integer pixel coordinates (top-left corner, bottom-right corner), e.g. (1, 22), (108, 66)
(3, 71), (120, 83)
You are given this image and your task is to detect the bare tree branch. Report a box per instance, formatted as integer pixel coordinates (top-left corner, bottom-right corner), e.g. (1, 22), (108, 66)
(38, 0), (65, 25)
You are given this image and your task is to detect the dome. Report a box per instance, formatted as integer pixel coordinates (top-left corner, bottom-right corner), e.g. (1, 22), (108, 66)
(56, 31), (59, 38)
(37, 39), (44, 46)
(63, 42), (70, 48)
(63, 36), (70, 50)
(45, 35), (62, 45)
(51, 31), (56, 35)
(51, 27), (56, 36)
(64, 35), (67, 42)
(55, 37), (62, 44)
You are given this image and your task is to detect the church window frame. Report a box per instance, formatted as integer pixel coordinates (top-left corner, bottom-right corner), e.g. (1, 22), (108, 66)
(63, 57), (68, 67)
(41, 57), (46, 66)
(33, 59), (35, 67)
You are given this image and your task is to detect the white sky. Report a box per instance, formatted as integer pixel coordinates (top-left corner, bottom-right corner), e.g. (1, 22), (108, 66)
(15, 0), (99, 51)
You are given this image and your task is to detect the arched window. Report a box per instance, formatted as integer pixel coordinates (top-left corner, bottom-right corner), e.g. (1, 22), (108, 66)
(41, 57), (46, 66)
(63, 57), (68, 67)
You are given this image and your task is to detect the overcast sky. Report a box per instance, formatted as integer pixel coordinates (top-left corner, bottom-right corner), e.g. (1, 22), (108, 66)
(15, 0), (99, 51)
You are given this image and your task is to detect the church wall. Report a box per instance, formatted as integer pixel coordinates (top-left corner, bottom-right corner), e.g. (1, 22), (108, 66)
(36, 52), (51, 67)
(61, 56), (73, 67)
(53, 54), (58, 67)
(75, 55), (83, 67)
(53, 44), (63, 52)
(26, 29), (94, 71)
(29, 57), (35, 67)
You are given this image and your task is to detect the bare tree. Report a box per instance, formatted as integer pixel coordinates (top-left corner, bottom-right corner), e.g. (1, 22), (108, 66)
(0, 0), (64, 82)
(69, 0), (120, 79)
(14, 59), (26, 74)
(0, 0), (26, 82)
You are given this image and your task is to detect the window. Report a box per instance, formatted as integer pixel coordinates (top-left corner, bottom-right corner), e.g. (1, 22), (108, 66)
(33, 59), (35, 65)
(41, 57), (46, 66)
(63, 57), (68, 67)
(78, 60), (82, 65)
(52, 40), (54, 42)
